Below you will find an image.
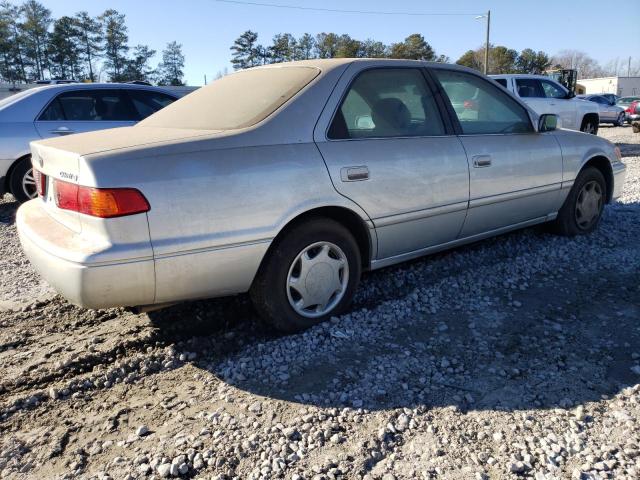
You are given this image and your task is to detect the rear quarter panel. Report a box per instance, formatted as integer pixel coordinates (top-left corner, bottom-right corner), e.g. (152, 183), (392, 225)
(82, 141), (371, 303)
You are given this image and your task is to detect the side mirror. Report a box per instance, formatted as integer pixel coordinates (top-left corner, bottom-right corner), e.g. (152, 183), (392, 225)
(538, 114), (558, 132)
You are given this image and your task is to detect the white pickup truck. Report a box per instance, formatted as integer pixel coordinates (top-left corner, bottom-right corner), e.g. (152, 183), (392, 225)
(490, 74), (600, 134)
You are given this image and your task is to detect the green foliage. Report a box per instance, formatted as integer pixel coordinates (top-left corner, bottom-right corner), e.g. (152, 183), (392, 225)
(21, 0), (52, 80)
(156, 41), (185, 86)
(74, 11), (102, 82)
(230, 30), (261, 70)
(229, 31), (447, 68)
(456, 44), (552, 75)
(123, 44), (156, 82)
(0, 1), (27, 82)
(48, 15), (82, 80)
(515, 48), (551, 74)
(100, 8), (128, 82)
(389, 34), (435, 61)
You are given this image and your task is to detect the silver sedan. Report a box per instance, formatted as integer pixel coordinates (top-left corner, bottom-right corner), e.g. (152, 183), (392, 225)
(577, 94), (626, 126)
(0, 83), (178, 202)
(17, 59), (626, 332)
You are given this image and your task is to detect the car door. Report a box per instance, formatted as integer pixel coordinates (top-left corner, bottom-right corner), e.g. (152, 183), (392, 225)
(34, 88), (138, 139)
(515, 78), (576, 130)
(539, 79), (577, 129)
(597, 96), (617, 121)
(314, 66), (470, 260)
(430, 68), (563, 237)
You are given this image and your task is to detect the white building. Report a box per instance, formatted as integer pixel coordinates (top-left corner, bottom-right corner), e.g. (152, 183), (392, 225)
(578, 76), (640, 97)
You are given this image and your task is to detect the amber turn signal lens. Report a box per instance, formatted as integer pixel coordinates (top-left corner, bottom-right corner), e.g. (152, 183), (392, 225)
(54, 179), (150, 218)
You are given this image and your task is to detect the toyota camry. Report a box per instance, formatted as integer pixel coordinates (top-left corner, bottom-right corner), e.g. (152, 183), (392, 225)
(17, 59), (626, 332)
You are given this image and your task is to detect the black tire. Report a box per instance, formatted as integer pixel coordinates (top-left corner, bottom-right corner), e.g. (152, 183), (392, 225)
(580, 116), (599, 135)
(551, 167), (606, 236)
(613, 112), (625, 127)
(9, 156), (36, 203)
(250, 217), (361, 333)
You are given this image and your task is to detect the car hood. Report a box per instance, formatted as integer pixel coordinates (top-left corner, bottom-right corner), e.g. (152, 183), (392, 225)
(32, 126), (222, 157)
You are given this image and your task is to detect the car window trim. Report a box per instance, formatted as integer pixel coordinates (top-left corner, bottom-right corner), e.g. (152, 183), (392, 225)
(430, 68), (536, 136)
(324, 65), (453, 142)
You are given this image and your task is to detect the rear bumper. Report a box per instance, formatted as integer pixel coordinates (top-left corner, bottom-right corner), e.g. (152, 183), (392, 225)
(17, 200), (155, 308)
(612, 161), (627, 201)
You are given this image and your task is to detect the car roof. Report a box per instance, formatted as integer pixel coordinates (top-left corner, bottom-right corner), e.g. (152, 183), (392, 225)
(247, 58), (481, 75)
(488, 74), (557, 79)
(29, 82), (177, 95)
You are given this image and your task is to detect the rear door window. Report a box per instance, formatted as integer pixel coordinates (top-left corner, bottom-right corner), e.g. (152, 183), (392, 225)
(328, 68), (445, 139)
(515, 78), (545, 98)
(127, 90), (177, 119)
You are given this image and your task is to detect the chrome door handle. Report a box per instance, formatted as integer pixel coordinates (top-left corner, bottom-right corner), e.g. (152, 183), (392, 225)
(50, 127), (74, 135)
(472, 155), (492, 168)
(340, 166), (369, 182)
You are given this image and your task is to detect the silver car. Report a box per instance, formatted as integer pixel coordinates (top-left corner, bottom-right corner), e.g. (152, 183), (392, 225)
(17, 59), (626, 332)
(577, 94), (626, 126)
(0, 83), (178, 202)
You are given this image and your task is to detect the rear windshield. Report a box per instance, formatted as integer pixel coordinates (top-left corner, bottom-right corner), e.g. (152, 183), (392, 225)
(139, 66), (320, 130)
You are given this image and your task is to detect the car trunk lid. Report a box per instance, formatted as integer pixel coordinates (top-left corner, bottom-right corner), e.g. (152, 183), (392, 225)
(30, 126), (218, 233)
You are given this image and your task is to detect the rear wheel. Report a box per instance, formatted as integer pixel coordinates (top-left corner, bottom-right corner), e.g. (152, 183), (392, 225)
(9, 156), (37, 203)
(552, 167), (606, 236)
(614, 112), (625, 127)
(580, 116), (598, 135)
(250, 218), (361, 333)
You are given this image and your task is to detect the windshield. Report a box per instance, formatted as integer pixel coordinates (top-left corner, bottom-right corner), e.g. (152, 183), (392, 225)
(139, 66), (320, 130)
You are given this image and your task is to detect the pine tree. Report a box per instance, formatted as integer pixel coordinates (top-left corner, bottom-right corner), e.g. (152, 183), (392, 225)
(123, 44), (156, 82)
(294, 33), (315, 60)
(48, 16), (82, 80)
(156, 41), (185, 86)
(100, 9), (128, 82)
(269, 33), (296, 63)
(74, 11), (102, 82)
(21, 0), (52, 80)
(230, 30), (260, 70)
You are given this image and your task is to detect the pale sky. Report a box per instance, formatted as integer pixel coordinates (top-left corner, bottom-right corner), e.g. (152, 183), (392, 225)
(39, 0), (640, 85)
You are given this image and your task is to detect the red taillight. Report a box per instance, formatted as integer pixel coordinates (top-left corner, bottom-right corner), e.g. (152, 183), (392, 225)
(33, 169), (46, 197)
(53, 179), (150, 218)
(463, 99), (476, 109)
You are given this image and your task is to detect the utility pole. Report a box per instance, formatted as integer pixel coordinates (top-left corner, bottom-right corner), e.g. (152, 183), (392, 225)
(476, 11), (491, 75)
(629, 57), (632, 78)
(484, 10), (491, 75)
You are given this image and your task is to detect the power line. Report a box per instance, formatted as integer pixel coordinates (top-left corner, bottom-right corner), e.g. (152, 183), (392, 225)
(214, 0), (482, 17)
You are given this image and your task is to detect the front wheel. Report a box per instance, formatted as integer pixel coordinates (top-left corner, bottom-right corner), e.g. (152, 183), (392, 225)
(250, 218), (361, 333)
(580, 117), (599, 135)
(9, 156), (37, 203)
(551, 167), (606, 236)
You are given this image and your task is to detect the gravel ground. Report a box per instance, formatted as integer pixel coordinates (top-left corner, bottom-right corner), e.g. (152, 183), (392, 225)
(0, 126), (639, 480)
